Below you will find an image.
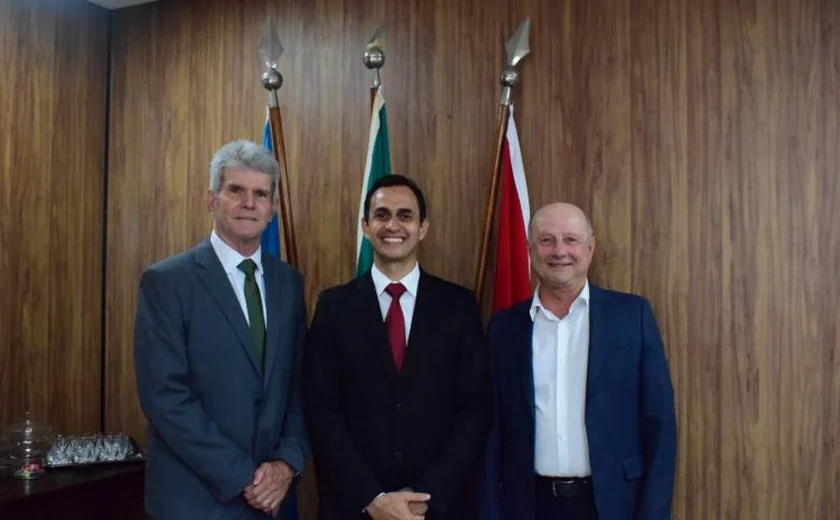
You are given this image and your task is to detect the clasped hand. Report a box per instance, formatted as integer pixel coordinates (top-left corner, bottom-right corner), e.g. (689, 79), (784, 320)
(243, 460), (295, 516)
(366, 489), (431, 520)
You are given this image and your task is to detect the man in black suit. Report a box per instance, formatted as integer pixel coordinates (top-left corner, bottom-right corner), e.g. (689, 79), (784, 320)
(303, 175), (491, 520)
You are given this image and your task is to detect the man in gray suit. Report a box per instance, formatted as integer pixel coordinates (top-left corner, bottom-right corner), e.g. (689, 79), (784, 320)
(134, 140), (308, 519)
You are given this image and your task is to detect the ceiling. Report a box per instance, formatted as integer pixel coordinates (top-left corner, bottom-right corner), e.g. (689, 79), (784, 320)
(85, 0), (159, 9)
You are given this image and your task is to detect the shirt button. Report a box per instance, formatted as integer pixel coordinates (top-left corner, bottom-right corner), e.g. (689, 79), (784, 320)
(394, 451), (403, 461)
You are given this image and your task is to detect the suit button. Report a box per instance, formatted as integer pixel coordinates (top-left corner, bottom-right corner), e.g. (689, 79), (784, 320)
(394, 451), (403, 461)
(395, 403), (404, 413)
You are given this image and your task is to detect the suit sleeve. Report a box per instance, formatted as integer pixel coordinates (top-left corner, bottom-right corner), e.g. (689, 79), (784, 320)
(134, 268), (256, 503)
(303, 292), (384, 512)
(409, 293), (493, 517)
(476, 316), (503, 520)
(638, 299), (678, 520)
(272, 276), (310, 473)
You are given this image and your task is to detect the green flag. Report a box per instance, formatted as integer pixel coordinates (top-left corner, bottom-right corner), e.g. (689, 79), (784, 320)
(355, 88), (392, 277)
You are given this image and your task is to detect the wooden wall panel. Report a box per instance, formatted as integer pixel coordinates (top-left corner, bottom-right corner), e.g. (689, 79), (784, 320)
(681, 0), (725, 518)
(105, 0), (840, 518)
(0, 0), (108, 434)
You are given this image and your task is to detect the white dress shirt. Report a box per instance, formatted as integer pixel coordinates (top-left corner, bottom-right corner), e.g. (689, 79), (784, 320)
(210, 231), (268, 328)
(531, 281), (591, 477)
(370, 262), (420, 343)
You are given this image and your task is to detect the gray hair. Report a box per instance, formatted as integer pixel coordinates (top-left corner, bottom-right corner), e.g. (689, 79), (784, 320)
(209, 140), (280, 201)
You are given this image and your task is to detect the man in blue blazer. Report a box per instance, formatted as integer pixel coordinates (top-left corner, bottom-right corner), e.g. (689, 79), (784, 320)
(480, 202), (677, 520)
(135, 140), (309, 520)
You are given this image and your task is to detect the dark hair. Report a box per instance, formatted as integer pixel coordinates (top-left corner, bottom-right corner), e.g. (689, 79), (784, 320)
(362, 174), (427, 222)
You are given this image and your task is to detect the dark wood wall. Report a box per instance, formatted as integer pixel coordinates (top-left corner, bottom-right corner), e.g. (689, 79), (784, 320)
(0, 0), (108, 434)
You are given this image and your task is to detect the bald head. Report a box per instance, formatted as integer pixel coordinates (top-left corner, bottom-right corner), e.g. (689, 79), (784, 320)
(528, 202), (595, 292)
(529, 203), (593, 244)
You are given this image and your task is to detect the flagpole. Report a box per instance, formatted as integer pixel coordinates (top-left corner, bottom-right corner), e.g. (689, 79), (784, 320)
(260, 19), (299, 269)
(364, 28), (385, 114)
(475, 103), (511, 305)
(354, 27), (389, 277)
(474, 19), (531, 304)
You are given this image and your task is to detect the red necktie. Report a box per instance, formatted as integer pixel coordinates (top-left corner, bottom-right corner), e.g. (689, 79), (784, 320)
(385, 283), (407, 372)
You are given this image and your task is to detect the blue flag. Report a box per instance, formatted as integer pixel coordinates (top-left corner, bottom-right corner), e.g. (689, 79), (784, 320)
(260, 117), (299, 518)
(261, 119), (281, 258)
(261, 119), (298, 519)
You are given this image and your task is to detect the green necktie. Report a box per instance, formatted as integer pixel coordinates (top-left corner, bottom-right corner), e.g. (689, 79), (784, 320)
(238, 259), (265, 368)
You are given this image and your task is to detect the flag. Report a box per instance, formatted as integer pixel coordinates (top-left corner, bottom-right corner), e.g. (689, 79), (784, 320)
(355, 88), (392, 277)
(492, 107), (531, 311)
(260, 118), (298, 518)
(261, 118), (281, 258)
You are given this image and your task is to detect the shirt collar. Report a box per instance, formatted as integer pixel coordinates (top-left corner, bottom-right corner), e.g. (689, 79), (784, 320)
(529, 280), (590, 321)
(210, 230), (264, 276)
(371, 262), (420, 298)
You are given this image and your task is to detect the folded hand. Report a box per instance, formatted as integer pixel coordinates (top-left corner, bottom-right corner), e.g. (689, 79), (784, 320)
(243, 460), (295, 516)
(365, 490), (431, 520)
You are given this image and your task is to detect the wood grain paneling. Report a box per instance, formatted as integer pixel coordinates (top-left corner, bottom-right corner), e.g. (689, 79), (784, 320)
(105, 0), (840, 518)
(0, 0), (108, 434)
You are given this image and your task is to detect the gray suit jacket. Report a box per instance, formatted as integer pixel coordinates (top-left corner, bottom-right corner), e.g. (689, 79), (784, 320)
(135, 239), (309, 520)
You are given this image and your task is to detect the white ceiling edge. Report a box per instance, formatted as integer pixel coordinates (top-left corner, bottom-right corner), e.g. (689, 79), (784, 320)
(85, 0), (160, 9)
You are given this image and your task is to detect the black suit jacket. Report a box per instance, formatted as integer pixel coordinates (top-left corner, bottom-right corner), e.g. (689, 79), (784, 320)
(303, 269), (491, 519)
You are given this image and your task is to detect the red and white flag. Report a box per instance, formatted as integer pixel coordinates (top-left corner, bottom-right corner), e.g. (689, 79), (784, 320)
(492, 107), (532, 312)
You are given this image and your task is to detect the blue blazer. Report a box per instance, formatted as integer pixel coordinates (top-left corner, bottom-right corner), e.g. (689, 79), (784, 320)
(134, 239), (309, 520)
(479, 285), (677, 520)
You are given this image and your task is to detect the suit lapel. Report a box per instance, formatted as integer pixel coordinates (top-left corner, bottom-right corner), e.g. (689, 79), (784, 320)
(194, 240), (262, 376)
(510, 303), (537, 424)
(355, 273), (399, 384)
(498, 301), (536, 424)
(262, 256), (283, 388)
(586, 285), (608, 400)
(401, 270), (434, 380)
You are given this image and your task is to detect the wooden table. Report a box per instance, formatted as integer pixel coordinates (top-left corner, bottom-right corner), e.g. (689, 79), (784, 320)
(0, 462), (146, 518)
